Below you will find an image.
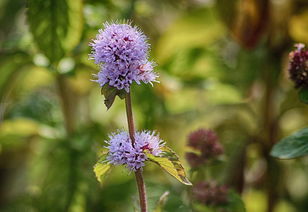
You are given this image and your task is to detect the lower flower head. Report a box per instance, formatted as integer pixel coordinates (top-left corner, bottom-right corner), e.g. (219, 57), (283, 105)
(289, 43), (308, 89)
(106, 130), (164, 171)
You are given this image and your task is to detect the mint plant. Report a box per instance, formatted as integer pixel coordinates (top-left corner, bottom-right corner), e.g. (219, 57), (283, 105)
(89, 22), (191, 212)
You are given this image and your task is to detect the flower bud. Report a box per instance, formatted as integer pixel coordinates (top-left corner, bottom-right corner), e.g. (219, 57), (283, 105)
(289, 43), (308, 89)
(186, 129), (224, 167)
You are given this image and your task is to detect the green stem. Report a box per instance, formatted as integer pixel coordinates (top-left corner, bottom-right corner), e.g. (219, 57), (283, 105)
(125, 92), (148, 212)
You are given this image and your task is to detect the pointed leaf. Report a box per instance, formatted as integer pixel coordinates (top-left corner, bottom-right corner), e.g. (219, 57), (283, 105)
(101, 85), (117, 109)
(93, 150), (112, 183)
(101, 84), (127, 109)
(271, 128), (308, 159)
(147, 146), (192, 185)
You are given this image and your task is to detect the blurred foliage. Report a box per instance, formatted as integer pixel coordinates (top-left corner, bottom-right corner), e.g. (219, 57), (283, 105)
(1, 0), (308, 211)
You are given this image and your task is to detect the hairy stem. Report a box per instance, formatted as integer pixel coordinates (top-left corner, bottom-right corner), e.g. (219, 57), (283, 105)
(125, 92), (148, 212)
(125, 92), (136, 146)
(135, 170), (147, 212)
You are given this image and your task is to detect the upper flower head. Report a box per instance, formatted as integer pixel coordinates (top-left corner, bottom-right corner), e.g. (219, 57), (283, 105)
(106, 130), (164, 171)
(90, 22), (158, 92)
(289, 43), (308, 89)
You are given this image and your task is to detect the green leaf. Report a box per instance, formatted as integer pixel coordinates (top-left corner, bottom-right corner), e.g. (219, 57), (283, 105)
(93, 150), (112, 183)
(27, 0), (83, 63)
(101, 85), (118, 109)
(101, 84), (126, 109)
(147, 146), (192, 185)
(271, 128), (308, 159)
(298, 87), (308, 104)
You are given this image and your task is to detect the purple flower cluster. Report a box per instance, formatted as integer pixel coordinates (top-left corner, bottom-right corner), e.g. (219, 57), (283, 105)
(185, 129), (223, 168)
(192, 181), (229, 206)
(289, 43), (308, 89)
(90, 22), (158, 92)
(106, 130), (164, 171)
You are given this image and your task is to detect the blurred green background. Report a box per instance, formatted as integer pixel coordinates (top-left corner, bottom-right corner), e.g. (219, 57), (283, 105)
(0, 0), (308, 211)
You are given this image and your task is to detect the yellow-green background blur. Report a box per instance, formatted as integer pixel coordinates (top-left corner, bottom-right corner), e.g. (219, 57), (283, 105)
(0, 0), (308, 211)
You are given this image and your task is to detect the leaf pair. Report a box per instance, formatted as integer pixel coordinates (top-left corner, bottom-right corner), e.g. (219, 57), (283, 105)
(93, 146), (192, 185)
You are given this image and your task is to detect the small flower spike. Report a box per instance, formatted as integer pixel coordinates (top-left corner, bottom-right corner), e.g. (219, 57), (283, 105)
(106, 130), (164, 171)
(289, 43), (308, 89)
(185, 128), (223, 168)
(90, 22), (158, 92)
